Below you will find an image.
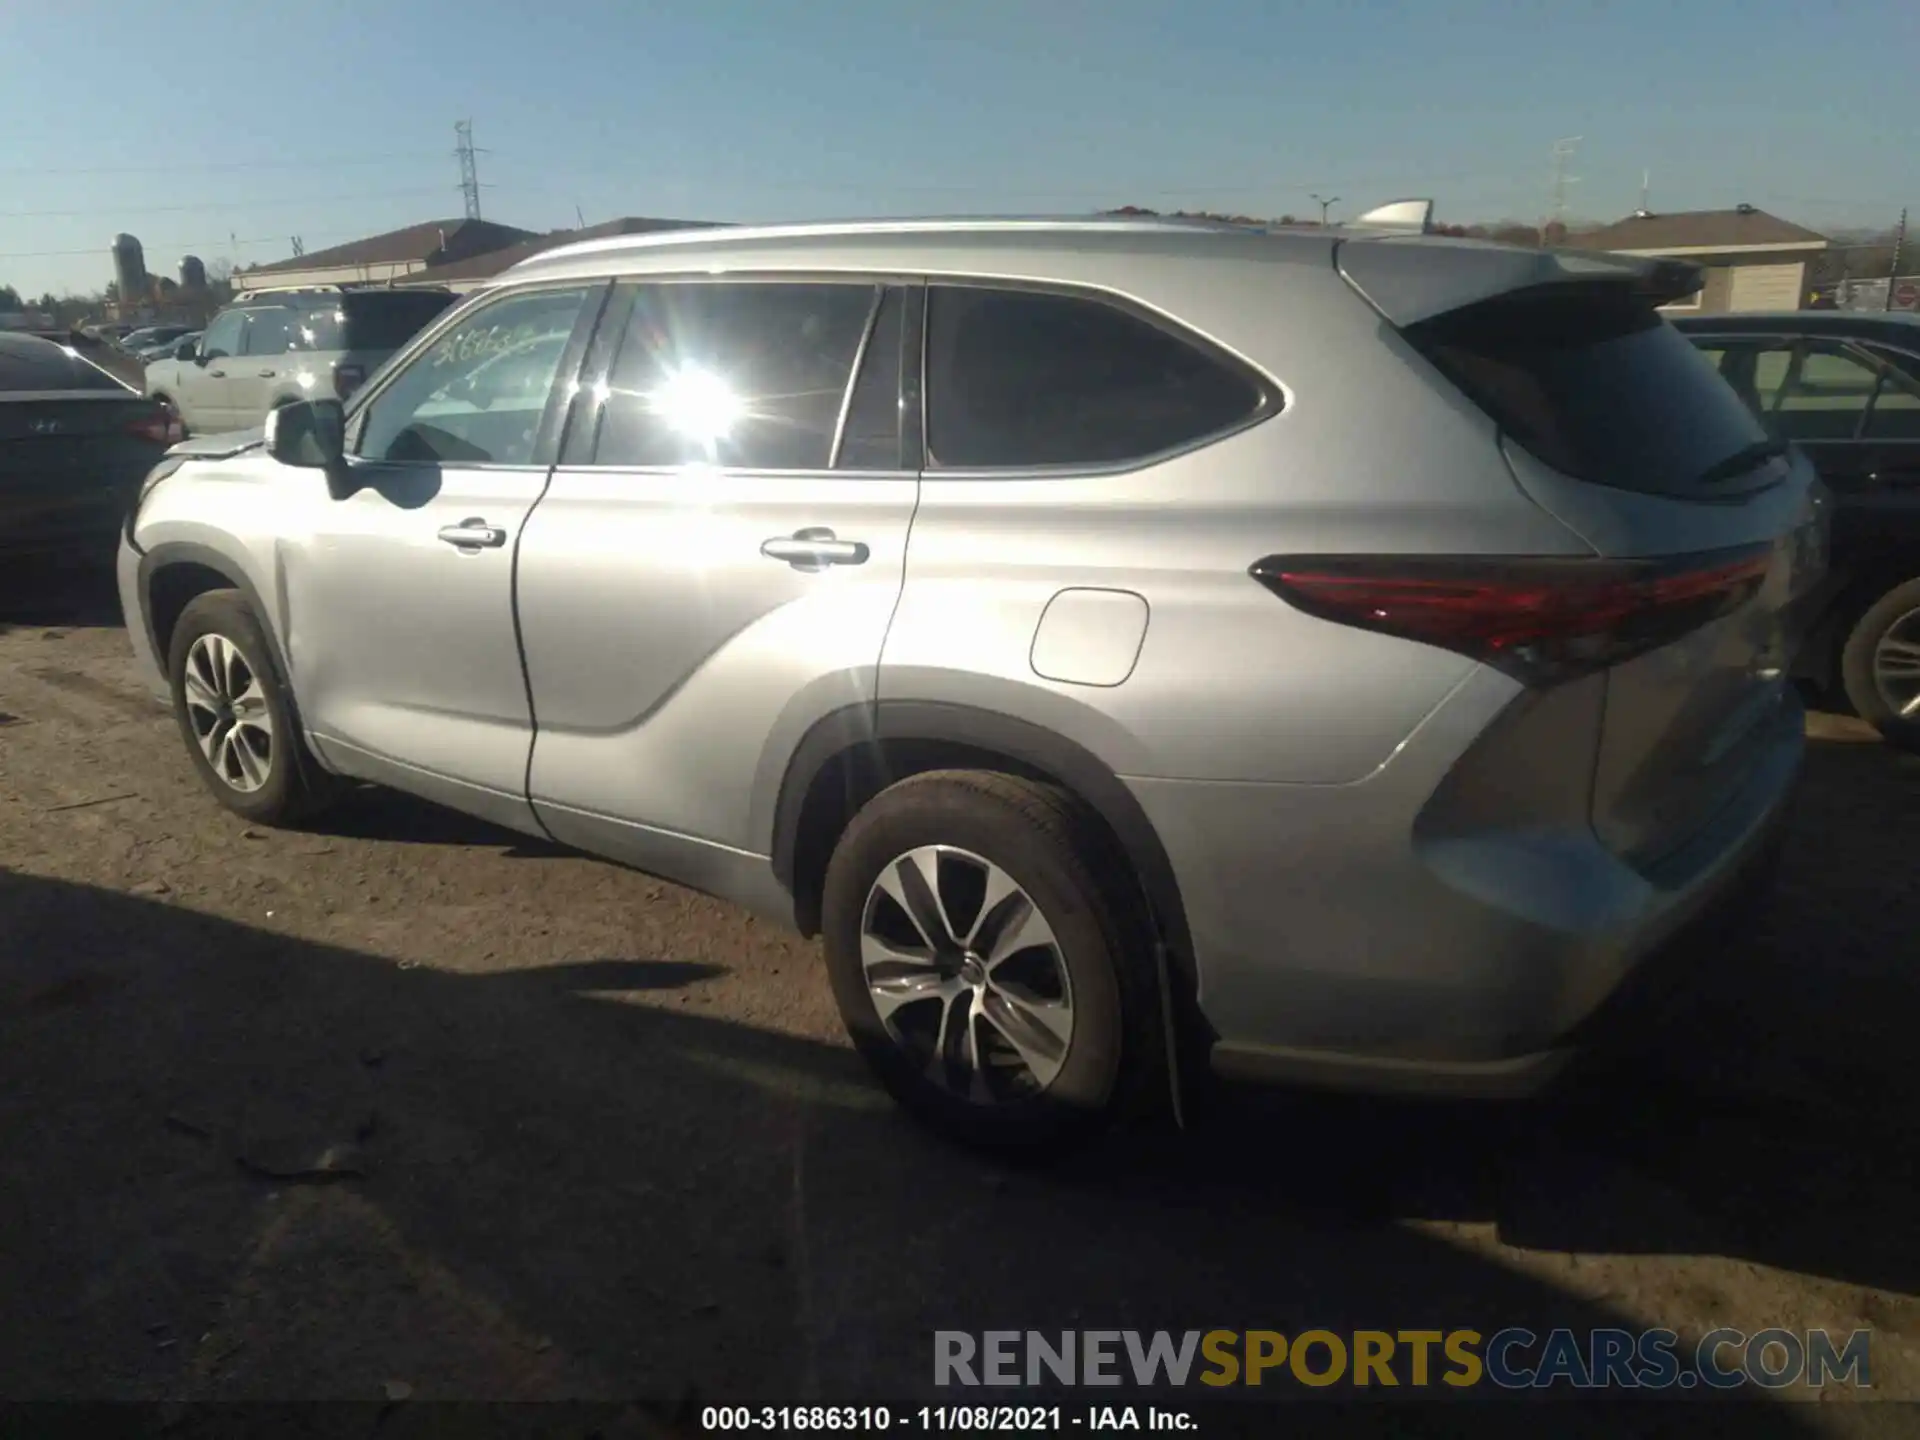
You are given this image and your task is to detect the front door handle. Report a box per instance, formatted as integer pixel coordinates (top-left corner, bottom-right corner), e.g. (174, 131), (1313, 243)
(760, 527), (869, 571)
(437, 518), (509, 550)
(257, 368), (277, 378)
(208, 368), (226, 378)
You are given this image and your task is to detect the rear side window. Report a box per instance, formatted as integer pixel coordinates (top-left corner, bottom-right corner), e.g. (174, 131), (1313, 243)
(0, 334), (131, 392)
(336, 291), (458, 351)
(924, 286), (1266, 469)
(1406, 291), (1770, 496)
(593, 281), (876, 470)
(241, 307), (295, 356)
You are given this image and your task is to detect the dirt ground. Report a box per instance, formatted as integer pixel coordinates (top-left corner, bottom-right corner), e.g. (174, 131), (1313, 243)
(2, 566), (1917, 1431)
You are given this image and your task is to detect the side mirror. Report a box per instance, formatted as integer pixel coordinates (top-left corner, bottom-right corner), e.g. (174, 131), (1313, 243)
(265, 399), (349, 495)
(175, 339), (198, 361)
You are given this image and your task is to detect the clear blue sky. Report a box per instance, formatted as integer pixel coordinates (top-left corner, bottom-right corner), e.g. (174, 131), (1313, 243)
(2, 0), (1913, 298)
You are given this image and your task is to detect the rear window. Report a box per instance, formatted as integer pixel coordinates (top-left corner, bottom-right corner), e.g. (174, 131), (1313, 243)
(294, 292), (456, 352)
(1405, 290), (1771, 496)
(0, 333), (133, 393)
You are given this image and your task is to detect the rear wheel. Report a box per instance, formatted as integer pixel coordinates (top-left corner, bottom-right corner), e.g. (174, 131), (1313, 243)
(1839, 576), (1920, 752)
(150, 393), (185, 438)
(820, 770), (1154, 1154)
(167, 590), (337, 825)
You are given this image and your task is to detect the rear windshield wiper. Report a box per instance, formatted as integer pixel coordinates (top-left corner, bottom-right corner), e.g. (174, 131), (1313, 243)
(1693, 437), (1790, 487)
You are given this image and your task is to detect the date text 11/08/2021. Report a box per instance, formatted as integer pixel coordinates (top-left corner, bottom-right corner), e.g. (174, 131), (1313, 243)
(701, 1407), (1192, 1432)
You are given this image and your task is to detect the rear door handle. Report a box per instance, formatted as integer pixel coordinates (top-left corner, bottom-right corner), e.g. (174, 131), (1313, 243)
(257, 368), (277, 378)
(437, 518), (508, 550)
(208, 368), (226, 378)
(760, 527), (869, 571)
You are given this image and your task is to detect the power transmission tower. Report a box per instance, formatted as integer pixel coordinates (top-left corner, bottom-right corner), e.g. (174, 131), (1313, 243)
(1887, 207), (1909, 313)
(290, 236), (305, 257)
(455, 120), (484, 220)
(1543, 136), (1581, 243)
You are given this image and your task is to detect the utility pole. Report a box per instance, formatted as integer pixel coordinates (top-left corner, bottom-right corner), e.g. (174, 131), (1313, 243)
(1638, 168), (1651, 214)
(1543, 136), (1581, 244)
(1886, 207), (1908, 313)
(1310, 193), (1340, 227)
(455, 120), (484, 221)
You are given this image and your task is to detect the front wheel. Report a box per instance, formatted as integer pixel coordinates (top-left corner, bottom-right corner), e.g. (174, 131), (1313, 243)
(1839, 576), (1920, 752)
(167, 589), (337, 825)
(820, 770), (1153, 1154)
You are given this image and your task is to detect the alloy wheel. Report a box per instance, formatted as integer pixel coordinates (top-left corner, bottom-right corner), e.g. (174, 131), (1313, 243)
(182, 633), (275, 793)
(859, 845), (1075, 1104)
(1872, 608), (1920, 721)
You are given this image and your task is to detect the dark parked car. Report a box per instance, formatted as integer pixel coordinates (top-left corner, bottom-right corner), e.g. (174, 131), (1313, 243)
(1, 330), (182, 568)
(1675, 311), (1920, 748)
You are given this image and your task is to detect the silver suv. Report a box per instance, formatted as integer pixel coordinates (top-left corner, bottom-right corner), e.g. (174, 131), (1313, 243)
(118, 213), (1825, 1151)
(143, 286), (454, 436)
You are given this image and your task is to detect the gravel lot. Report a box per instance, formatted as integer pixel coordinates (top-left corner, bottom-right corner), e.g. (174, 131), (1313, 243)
(2, 566), (1916, 1430)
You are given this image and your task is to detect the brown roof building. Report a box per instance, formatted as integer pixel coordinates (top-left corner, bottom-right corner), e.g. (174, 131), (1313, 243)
(1574, 204), (1828, 314)
(413, 216), (722, 293)
(233, 215), (721, 296)
(232, 218), (541, 292)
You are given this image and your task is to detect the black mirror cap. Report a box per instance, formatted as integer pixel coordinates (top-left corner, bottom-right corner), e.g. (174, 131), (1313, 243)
(265, 398), (347, 472)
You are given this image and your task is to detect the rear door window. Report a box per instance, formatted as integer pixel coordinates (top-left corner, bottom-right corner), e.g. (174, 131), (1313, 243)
(592, 281), (877, 470)
(923, 285), (1267, 469)
(0, 334), (131, 392)
(241, 307), (295, 357)
(1405, 291), (1772, 497)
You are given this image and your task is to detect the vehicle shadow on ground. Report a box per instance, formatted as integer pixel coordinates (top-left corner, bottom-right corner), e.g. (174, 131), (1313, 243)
(0, 870), (1850, 1429)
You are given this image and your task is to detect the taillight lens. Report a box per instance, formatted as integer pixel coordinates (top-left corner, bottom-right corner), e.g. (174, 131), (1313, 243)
(127, 406), (185, 445)
(1250, 546), (1773, 686)
(334, 363), (366, 399)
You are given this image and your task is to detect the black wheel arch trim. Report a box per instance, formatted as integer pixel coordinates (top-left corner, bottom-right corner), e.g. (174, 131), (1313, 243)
(137, 542), (294, 693)
(771, 700), (1196, 984)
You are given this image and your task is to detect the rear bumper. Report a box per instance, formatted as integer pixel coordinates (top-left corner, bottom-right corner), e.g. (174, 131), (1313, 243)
(1129, 677), (1803, 1100)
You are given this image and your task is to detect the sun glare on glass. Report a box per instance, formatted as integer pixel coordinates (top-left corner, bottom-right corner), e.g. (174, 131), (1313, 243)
(648, 367), (744, 447)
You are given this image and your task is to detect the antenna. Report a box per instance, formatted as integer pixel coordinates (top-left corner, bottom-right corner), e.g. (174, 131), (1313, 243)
(455, 119), (485, 220)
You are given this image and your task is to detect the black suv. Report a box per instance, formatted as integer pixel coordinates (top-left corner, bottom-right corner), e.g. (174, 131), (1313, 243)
(1674, 311), (1920, 748)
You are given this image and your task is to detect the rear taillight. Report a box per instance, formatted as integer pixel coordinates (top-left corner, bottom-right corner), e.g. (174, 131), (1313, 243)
(127, 407), (185, 445)
(334, 363), (366, 400)
(1250, 546), (1772, 686)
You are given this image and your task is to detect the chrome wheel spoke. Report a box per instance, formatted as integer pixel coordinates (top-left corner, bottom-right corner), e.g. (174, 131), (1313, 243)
(874, 850), (954, 949)
(983, 890), (1056, 971)
(980, 986), (1072, 1089)
(934, 990), (989, 1103)
(182, 668), (220, 716)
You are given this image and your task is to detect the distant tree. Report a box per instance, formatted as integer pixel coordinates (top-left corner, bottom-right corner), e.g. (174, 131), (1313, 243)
(36, 292), (58, 313)
(0, 284), (22, 311)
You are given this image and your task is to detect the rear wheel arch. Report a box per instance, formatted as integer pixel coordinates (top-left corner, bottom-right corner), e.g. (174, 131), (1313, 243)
(772, 701), (1197, 988)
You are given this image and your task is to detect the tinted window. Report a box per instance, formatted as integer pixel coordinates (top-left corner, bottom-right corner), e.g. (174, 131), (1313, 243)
(594, 282), (875, 469)
(199, 310), (244, 360)
(353, 286), (590, 466)
(1407, 293), (1771, 497)
(924, 286), (1264, 469)
(1865, 347), (1920, 440)
(241, 307), (295, 356)
(836, 287), (904, 469)
(339, 291), (459, 351)
(1773, 344), (1878, 441)
(0, 333), (131, 392)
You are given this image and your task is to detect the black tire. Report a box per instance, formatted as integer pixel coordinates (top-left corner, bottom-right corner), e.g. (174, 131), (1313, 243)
(167, 589), (337, 826)
(820, 769), (1158, 1154)
(1839, 575), (1920, 752)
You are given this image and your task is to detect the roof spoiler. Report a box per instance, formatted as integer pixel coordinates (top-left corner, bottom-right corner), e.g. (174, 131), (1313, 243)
(1336, 236), (1704, 327)
(1351, 198), (1435, 234)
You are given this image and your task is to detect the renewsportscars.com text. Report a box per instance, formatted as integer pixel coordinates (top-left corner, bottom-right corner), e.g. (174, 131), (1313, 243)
(935, 1328), (1872, 1391)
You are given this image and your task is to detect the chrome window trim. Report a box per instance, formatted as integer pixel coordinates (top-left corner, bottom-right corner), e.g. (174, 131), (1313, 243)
(828, 284), (887, 470)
